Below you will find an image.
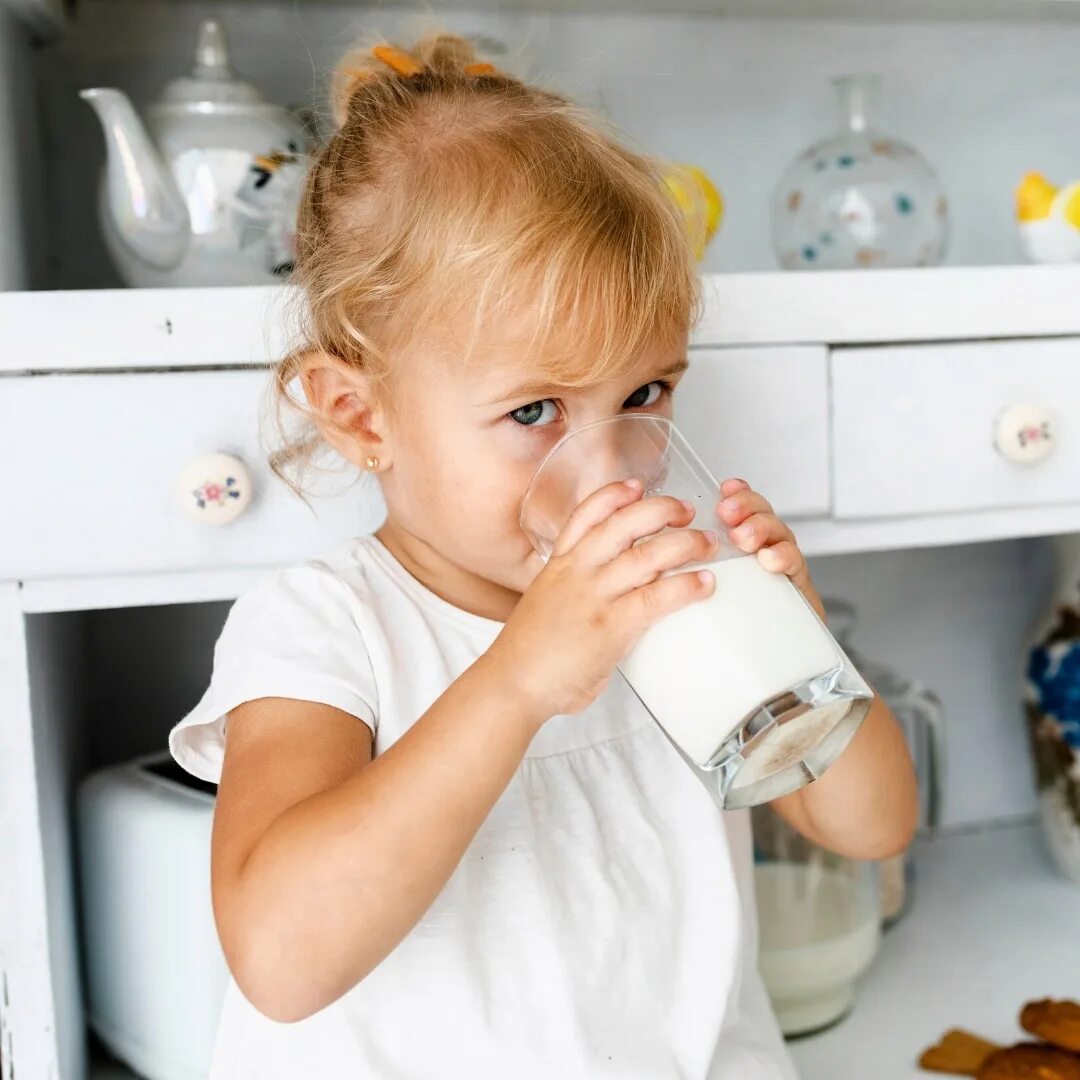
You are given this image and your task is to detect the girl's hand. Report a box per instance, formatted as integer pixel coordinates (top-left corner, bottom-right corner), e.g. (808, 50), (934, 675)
(488, 480), (719, 723)
(716, 478), (826, 619)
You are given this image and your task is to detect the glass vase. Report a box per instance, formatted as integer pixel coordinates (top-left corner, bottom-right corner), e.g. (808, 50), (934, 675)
(771, 74), (949, 271)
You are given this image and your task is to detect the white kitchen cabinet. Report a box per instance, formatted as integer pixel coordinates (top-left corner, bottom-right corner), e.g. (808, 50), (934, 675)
(9, 0), (1080, 1073)
(832, 338), (1080, 520)
(0, 369), (378, 579)
(1, 272), (1077, 1079)
(679, 346), (830, 519)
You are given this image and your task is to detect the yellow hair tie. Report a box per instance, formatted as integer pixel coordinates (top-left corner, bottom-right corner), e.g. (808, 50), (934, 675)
(372, 44), (424, 77)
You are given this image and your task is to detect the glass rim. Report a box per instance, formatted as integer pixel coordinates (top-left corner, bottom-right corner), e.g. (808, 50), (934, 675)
(518, 413), (715, 540)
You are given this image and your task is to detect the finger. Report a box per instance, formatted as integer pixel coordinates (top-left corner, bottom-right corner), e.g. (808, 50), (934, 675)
(756, 539), (804, 576)
(574, 494), (696, 566)
(717, 488), (774, 528)
(602, 526), (719, 595)
(719, 477), (750, 498)
(552, 480), (643, 557)
(757, 540), (816, 603)
(620, 565), (717, 630)
(728, 512), (793, 553)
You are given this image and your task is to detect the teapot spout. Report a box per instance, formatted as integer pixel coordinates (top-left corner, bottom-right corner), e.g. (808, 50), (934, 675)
(80, 88), (191, 272)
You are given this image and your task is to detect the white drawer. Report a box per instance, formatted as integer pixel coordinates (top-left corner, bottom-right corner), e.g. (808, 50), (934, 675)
(0, 370), (383, 579)
(832, 338), (1080, 519)
(678, 346), (830, 518)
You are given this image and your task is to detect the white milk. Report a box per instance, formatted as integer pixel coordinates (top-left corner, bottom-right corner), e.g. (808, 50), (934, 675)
(755, 861), (881, 1036)
(619, 555), (841, 767)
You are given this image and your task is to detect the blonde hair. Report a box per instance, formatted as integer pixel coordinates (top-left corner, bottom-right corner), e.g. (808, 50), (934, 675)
(271, 32), (704, 491)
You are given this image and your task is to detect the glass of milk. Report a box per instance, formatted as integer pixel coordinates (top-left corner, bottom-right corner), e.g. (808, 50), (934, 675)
(519, 414), (873, 808)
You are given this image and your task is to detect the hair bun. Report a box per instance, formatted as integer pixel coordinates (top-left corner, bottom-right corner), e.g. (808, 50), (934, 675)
(329, 33), (490, 128)
(412, 33), (479, 76)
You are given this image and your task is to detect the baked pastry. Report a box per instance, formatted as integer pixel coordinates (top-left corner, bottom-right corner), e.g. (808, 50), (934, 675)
(1021, 1000), (1080, 1054)
(977, 1043), (1080, 1080)
(919, 1029), (1000, 1074)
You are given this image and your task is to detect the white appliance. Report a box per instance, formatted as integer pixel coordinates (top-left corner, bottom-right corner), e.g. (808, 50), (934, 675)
(77, 752), (228, 1080)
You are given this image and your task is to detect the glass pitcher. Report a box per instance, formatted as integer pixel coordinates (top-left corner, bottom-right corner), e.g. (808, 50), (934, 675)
(823, 598), (946, 925)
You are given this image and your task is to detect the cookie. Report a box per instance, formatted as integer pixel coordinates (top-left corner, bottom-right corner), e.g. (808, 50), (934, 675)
(977, 1043), (1080, 1080)
(1021, 1000), (1080, 1054)
(919, 1028), (1000, 1074)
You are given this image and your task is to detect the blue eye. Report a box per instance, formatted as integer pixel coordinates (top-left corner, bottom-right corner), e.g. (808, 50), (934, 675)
(509, 399), (559, 427)
(623, 381), (665, 409)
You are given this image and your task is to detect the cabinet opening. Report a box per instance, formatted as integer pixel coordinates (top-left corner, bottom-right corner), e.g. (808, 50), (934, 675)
(26, 599), (231, 1080)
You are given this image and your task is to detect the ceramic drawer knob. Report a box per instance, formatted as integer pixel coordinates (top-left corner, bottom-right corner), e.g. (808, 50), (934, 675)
(177, 452), (252, 525)
(994, 403), (1056, 466)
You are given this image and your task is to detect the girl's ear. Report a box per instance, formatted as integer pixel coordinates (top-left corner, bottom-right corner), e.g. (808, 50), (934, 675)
(299, 352), (390, 470)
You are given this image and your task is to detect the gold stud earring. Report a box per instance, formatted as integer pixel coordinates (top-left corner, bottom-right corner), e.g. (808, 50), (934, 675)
(365, 456), (379, 470)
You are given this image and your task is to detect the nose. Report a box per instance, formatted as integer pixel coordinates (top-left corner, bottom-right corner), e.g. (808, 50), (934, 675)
(563, 416), (670, 504)
(520, 416), (673, 556)
(570, 427), (628, 504)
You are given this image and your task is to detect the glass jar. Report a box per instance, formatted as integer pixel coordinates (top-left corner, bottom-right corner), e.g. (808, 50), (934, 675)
(753, 805), (880, 1037)
(771, 74), (949, 271)
(823, 598), (946, 926)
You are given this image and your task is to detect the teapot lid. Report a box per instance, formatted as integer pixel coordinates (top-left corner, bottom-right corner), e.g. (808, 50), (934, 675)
(159, 17), (263, 107)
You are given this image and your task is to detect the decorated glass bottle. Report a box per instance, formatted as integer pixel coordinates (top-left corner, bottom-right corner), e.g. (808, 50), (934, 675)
(771, 74), (949, 271)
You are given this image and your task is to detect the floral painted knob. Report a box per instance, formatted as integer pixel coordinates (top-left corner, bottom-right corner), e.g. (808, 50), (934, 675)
(994, 403), (1056, 467)
(177, 453), (253, 525)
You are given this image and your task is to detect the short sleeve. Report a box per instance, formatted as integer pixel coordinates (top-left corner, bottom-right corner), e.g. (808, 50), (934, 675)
(169, 561), (378, 783)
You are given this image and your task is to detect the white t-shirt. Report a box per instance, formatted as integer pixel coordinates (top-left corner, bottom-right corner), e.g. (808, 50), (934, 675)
(170, 533), (796, 1080)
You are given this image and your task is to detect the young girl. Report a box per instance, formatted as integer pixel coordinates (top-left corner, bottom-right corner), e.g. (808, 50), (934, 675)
(171, 34), (917, 1079)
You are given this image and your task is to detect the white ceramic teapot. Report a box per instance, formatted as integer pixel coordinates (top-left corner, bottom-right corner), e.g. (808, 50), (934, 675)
(81, 17), (310, 288)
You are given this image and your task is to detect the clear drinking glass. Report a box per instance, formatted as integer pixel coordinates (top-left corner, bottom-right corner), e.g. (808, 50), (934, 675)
(519, 415), (873, 808)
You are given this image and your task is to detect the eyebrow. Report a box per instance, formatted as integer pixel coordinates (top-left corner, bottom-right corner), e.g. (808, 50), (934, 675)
(482, 356), (690, 407)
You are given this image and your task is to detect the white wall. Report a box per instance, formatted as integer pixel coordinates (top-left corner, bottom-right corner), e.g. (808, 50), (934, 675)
(46, 1), (1080, 285)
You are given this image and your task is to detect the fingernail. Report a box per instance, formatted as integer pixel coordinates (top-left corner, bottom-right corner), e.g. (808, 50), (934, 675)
(733, 522), (753, 540)
(624, 478), (643, 491)
(680, 499), (696, 514)
(697, 569), (715, 587)
(704, 530), (718, 546)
